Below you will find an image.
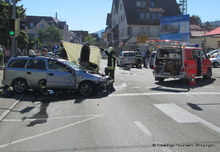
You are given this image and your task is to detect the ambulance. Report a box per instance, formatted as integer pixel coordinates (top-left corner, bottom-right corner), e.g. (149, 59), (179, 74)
(151, 40), (212, 83)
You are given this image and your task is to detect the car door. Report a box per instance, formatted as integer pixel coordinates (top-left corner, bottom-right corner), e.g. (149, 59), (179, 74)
(46, 59), (76, 89)
(25, 58), (48, 87)
(184, 49), (197, 78)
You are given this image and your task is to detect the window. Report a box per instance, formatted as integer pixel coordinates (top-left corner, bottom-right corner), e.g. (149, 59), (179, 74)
(136, 1), (146, 7)
(150, 1), (155, 7)
(136, 2), (141, 7)
(9, 59), (28, 68)
(157, 13), (162, 19)
(152, 13), (157, 19)
(120, 3), (123, 10)
(140, 27), (145, 36)
(145, 13), (150, 19)
(27, 59), (46, 70)
(48, 60), (70, 72)
(127, 27), (132, 36)
(146, 27), (151, 36)
(139, 13), (145, 19)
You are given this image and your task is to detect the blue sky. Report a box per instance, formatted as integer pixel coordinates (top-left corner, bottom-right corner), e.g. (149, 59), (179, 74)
(17, 0), (219, 33)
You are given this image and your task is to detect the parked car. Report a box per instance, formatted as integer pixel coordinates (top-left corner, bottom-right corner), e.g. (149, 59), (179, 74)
(210, 55), (220, 67)
(117, 51), (136, 67)
(153, 40), (212, 82)
(207, 49), (220, 58)
(2, 56), (112, 96)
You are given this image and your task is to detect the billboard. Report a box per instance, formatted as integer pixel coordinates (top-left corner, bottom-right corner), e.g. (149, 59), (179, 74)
(160, 15), (190, 41)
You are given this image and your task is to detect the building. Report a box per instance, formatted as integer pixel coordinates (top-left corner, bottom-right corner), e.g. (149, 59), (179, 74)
(105, 0), (181, 50)
(24, 15), (71, 47)
(70, 30), (89, 44)
(203, 27), (220, 49)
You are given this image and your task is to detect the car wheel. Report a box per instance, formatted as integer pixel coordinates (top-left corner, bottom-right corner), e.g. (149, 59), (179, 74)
(203, 68), (212, 79)
(78, 82), (94, 97)
(12, 79), (28, 93)
(213, 62), (219, 68)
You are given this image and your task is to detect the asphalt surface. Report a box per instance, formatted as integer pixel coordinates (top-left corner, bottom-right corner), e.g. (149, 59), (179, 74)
(0, 60), (220, 152)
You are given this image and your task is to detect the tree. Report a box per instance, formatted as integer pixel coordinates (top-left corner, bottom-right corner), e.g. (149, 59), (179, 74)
(85, 35), (95, 45)
(38, 25), (62, 49)
(0, 1), (26, 48)
(191, 15), (202, 25)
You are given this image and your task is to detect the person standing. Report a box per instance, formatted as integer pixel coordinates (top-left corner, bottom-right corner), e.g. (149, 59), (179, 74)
(104, 47), (116, 82)
(80, 42), (90, 68)
(141, 49), (146, 67)
(145, 49), (150, 68)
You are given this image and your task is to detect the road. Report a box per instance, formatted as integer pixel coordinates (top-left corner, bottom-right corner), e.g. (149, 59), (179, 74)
(0, 60), (220, 152)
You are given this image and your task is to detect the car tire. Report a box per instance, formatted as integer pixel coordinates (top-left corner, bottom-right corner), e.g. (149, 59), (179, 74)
(12, 79), (28, 94)
(78, 82), (94, 97)
(203, 68), (212, 79)
(213, 62), (219, 68)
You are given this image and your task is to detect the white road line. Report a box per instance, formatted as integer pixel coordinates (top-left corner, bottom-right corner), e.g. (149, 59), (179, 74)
(109, 92), (220, 97)
(3, 114), (103, 122)
(0, 95), (24, 122)
(134, 121), (153, 137)
(154, 103), (220, 134)
(0, 114), (104, 149)
(134, 121), (172, 152)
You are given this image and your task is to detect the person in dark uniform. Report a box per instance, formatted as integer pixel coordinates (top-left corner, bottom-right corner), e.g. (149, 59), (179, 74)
(104, 47), (116, 82)
(80, 42), (90, 68)
(60, 43), (68, 60)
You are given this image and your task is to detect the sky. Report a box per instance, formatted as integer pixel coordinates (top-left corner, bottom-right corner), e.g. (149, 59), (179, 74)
(17, 0), (220, 33)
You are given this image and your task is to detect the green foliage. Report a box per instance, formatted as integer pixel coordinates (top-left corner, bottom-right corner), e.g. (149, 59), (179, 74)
(191, 15), (202, 25)
(17, 29), (29, 49)
(38, 25), (62, 47)
(85, 35), (95, 45)
(0, 2), (27, 48)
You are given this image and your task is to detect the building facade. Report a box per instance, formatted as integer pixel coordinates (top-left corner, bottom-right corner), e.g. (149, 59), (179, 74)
(105, 0), (181, 50)
(24, 15), (71, 48)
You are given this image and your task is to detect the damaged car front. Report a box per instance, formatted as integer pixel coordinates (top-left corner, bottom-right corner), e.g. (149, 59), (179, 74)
(63, 61), (113, 96)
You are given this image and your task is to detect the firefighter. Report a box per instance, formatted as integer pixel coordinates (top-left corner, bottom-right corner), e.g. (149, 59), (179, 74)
(104, 47), (116, 82)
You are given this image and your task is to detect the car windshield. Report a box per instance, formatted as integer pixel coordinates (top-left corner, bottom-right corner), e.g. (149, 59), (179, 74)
(62, 60), (83, 70)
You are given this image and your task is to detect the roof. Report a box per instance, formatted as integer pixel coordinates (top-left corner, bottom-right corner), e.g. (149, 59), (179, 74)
(25, 16), (67, 30)
(121, 0), (181, 25)
(190, 24), (211, 37)
(204, 27), (220, 36)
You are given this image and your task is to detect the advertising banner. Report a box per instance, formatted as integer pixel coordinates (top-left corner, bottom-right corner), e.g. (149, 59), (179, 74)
(160, 15), (190, 41)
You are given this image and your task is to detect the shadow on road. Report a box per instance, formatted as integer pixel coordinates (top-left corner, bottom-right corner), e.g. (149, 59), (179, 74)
(152, 78), (216, 92)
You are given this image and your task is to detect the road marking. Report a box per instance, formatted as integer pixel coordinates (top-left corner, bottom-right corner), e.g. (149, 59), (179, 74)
(0, 114), (103, 149)
(134, 121), (153, 137)
(154, 103), (220, 134)
(3, 114), (103, 122)
(0, 95), (24, 122)
(134, 121), (172, 152)
(109, 92), (220, 97)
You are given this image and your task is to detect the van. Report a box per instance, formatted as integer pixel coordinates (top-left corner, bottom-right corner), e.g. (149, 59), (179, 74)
(152, 40), (212, 82)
